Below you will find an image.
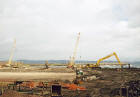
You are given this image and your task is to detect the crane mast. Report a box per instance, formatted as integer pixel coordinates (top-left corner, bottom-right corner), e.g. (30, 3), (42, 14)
(7, 39), (16, 66)
(69, 32), (80, 66)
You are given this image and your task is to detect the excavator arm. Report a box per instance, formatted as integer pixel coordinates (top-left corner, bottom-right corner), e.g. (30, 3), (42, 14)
(96, 52), (122, 68)
(96, 53), (114, 65)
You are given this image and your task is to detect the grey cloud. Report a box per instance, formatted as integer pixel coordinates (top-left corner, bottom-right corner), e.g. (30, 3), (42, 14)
(113, 0), (140, 28)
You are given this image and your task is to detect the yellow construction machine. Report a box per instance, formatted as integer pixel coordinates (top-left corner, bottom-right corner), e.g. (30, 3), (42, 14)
(86, 52), (122, 68)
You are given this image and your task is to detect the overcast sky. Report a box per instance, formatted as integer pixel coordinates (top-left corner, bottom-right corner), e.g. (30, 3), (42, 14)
(0, 0), (140, 61)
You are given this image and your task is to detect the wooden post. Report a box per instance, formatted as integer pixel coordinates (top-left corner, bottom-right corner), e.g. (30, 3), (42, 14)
(120, 87), (122, 97)
(126, 86), (129, 97)
(18, 84), (21, 91)
(128, 64), (130, 69)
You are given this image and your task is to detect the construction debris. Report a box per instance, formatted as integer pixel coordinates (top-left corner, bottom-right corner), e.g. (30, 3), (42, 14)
(111, 80), (140, 97)
(63, 83), (86, 91)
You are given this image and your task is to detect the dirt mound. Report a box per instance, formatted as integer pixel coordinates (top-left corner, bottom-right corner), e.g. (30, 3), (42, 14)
(0, 90), (41, 97)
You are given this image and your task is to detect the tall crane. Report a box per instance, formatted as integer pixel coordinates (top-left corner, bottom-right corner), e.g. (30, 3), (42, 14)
(7, 39), (16, 66)
(69, 32), (80, 67)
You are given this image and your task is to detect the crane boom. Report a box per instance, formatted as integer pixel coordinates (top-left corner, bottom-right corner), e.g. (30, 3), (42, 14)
(8, 39), (16, 66)
(69, 32), (80, 66)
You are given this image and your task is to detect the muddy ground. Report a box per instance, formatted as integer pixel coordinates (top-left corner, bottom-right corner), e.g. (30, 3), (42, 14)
(63, 68), (140, 97)
(0, 68), (140, 97)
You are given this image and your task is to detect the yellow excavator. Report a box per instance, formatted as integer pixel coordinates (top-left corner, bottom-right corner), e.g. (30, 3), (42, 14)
(86, 52), (122, 68)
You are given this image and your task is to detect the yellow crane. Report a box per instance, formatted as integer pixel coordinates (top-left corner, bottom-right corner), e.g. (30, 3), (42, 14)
(69, 32), (80, 67)
(6, 39), (16, 67)
(86, 52), (123, 68)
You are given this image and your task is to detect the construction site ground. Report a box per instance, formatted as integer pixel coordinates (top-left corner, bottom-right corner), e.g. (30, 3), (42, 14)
(0, 67), (140, 97)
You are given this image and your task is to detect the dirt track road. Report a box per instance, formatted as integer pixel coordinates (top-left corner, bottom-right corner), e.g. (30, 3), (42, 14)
(0, 72), (76, 82)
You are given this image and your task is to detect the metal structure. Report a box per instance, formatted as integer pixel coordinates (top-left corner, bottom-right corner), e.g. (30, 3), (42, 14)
(51, 83), (62, 97)
(69, 32), (80, 67)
